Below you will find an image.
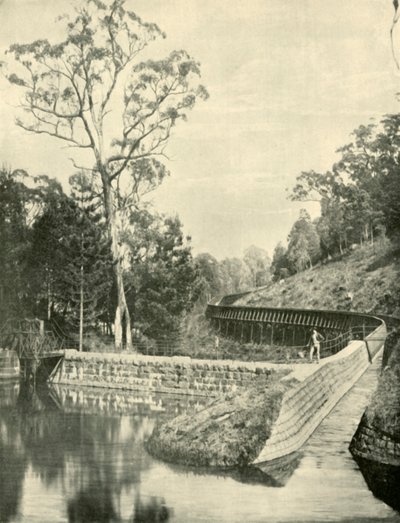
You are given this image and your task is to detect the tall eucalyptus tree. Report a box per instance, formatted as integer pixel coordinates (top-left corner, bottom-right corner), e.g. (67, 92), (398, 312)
(5, 0), (208, 349)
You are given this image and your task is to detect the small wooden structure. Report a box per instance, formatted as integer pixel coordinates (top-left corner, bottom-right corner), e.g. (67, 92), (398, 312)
(0, 318), (65, 383)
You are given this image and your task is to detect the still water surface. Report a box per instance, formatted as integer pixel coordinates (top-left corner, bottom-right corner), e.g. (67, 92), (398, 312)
(0, 356), (399, 523)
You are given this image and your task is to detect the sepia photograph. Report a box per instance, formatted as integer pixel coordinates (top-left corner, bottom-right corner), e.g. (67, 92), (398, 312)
(0, 1), (399, 521)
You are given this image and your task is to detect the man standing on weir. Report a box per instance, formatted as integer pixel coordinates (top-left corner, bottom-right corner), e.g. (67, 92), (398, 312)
(309, 327), (324, 363)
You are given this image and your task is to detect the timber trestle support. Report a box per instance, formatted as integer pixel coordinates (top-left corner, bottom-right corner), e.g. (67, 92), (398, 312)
(206, 301), (385, 357)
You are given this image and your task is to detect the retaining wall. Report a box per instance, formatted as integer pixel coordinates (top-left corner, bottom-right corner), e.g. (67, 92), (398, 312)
(254, 323), (387, 463)
(349, 326), (400, 467)
(350, 418), (400, 466)
(54, 351), (289, 396)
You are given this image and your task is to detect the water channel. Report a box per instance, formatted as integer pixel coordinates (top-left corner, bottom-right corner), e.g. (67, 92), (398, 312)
(0, 355), (399, 523)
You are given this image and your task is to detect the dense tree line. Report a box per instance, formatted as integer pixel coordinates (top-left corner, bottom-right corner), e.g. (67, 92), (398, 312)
(0, 167), (199, 350)
(271, 114), (400, 281)
(194, 245), (271, 304)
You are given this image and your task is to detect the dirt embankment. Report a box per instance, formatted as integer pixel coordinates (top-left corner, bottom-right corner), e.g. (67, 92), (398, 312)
(236, 241), (400, 316)
(146, 372), (294, 468)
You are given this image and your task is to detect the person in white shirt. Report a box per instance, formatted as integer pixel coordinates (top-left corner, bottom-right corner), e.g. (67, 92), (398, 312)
(309, 327), (324, 363)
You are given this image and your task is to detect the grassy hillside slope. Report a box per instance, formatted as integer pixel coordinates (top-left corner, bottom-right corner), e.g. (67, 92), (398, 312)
(235, 239), (400, 316)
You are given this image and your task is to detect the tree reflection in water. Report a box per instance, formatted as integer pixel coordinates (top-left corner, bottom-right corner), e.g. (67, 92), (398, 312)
(0, 380), (306, 523)
(132, 494), (170, 523)
(0, 381), (27, 523)
(67, 485), (118, 522)
(0, 381), (173, 522)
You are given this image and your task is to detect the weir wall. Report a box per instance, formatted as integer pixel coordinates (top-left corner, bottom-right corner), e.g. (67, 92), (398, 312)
(54, 351), (289, 396)
(52, 321), (387, 463)
(254, 323), (386, 462)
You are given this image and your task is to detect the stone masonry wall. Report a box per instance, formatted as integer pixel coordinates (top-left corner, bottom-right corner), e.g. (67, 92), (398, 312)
(55, 350), (289, 396)
(350, 325), (400, 467)
(350, 416), (400, 466)
(254, 323), (387, 463)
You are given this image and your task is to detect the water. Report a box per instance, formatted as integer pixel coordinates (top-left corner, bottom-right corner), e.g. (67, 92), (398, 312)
(0, 356), (399, 523)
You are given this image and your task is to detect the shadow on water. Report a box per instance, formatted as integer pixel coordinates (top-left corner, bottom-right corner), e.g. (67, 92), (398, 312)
(221, 451), (303, 488)
(354, 456), (400, 514)
(162, 451), (303, 489)
(239, 452), (303, 487)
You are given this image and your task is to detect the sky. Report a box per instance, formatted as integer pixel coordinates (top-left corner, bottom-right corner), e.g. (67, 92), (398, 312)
(0, 0), (399, 260)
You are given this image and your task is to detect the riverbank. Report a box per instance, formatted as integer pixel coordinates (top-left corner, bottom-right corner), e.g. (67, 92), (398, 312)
(146, 376), (293, 468)
(350, 332), (400, 466)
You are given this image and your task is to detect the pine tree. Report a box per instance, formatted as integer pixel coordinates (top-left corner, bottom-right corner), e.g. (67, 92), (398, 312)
(28, 193), (112, 349)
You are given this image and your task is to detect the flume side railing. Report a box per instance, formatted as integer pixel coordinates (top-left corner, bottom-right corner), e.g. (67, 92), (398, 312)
(206, 303), (385, 358)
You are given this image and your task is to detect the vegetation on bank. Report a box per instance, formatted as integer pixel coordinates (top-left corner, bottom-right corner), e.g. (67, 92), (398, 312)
(235, 240), (400, 316)
(2, 165), (398, 358)
(146, 371), (293, 468)
(0, 168), (201, 351)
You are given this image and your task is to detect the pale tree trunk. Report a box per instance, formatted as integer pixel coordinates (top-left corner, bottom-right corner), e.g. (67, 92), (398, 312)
(47, 278), (51, 321)
(79, 264), (83, 352)
(364, 222), (369, 243)
(100, 169), (133, 351)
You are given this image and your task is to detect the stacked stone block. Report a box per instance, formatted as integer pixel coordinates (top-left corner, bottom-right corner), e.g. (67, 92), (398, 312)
(56, 351), (284, 396)
(254, 338), (379, 463)
(350, 418), (400, 466)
